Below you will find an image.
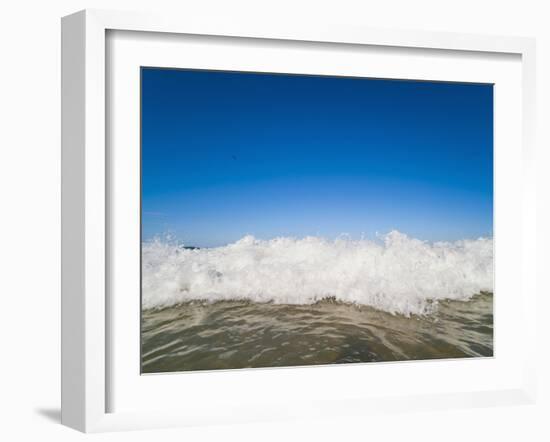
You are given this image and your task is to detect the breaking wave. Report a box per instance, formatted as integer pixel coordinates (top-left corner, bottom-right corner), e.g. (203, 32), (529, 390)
(142, 231), (493, 316)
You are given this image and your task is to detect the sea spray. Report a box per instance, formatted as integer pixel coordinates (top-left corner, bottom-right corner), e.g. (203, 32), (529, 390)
(142, 231), (493, 316)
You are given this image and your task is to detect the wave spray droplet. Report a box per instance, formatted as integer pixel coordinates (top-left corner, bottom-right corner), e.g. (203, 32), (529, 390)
(142, 231), (493, 316)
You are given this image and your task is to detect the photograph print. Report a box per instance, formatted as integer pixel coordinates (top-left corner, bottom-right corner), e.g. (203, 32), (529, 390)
(141, 68), (493, 373)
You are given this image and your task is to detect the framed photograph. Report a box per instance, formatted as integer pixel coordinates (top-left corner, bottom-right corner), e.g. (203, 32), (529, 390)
(61, 9), (537, 432)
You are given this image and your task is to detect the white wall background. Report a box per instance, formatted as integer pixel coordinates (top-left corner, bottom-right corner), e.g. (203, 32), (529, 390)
(0, 1), (548, 441)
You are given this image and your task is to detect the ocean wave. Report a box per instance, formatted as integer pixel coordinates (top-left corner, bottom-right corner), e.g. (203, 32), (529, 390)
(142, 231), (493, 316)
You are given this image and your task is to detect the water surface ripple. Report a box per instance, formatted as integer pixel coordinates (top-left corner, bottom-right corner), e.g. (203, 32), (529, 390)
(141, 292), (493, 373)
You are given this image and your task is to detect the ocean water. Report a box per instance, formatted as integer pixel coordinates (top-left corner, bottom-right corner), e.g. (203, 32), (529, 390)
(141, 232), (493, 373)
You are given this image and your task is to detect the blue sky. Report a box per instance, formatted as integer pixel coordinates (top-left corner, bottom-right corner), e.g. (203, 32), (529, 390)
(142, 68), (493, 247)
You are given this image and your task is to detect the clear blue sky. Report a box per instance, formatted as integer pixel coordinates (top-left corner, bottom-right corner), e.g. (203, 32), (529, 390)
(142, 68), (493, 247)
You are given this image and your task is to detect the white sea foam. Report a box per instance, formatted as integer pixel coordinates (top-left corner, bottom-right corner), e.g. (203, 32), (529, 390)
(142, 231), (493, 316)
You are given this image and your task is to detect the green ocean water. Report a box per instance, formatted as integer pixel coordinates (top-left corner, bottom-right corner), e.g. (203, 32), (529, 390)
(141, 292), (493, 373)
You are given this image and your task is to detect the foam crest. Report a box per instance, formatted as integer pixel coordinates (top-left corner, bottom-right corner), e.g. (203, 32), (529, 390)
(142, 231), (493, 316)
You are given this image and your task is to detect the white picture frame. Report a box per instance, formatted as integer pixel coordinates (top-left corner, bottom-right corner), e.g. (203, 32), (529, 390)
(61, 9), (537, 433)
